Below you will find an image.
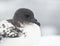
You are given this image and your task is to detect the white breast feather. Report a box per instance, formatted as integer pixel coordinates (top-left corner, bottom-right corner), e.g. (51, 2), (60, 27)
(0, 23), (41, 46)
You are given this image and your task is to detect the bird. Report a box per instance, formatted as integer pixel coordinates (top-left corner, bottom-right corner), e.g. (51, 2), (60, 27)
(0, 8), (41, 46)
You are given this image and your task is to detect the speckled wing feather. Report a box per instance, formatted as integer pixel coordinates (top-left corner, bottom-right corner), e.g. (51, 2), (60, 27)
(0, 20), (25, 40)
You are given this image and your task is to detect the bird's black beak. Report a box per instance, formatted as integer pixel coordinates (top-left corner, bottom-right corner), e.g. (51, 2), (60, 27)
(31, 19), (40, 26)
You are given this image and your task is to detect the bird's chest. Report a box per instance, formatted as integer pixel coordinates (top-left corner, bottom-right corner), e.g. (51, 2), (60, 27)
(0, 24), (41, 46)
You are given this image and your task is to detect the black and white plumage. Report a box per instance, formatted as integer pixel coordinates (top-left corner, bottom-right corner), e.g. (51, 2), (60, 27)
(0, 8), (41, 46)
(0, 20), (25, 39)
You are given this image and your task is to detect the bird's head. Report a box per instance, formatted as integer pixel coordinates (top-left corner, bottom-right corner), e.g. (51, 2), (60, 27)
(13, 8), (40, 27)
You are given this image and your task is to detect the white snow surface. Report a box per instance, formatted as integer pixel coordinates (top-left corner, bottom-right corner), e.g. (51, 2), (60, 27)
(39, 36), (60, 46)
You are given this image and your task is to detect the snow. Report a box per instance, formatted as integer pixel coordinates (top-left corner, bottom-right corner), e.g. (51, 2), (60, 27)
(39, 36), (60, 46)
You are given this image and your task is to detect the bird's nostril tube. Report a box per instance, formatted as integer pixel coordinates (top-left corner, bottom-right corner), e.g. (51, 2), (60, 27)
(31, 19), (37, 23)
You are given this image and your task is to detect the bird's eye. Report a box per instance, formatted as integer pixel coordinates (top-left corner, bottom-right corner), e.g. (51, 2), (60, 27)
(25, 14), (30, 18)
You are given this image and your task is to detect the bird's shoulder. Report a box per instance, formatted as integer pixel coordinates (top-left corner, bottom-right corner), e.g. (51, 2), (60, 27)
(0, 20), (14, 28)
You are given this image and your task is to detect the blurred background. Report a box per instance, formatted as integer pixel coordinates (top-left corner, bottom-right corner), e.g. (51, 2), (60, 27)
(0, 0), (60, 36)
